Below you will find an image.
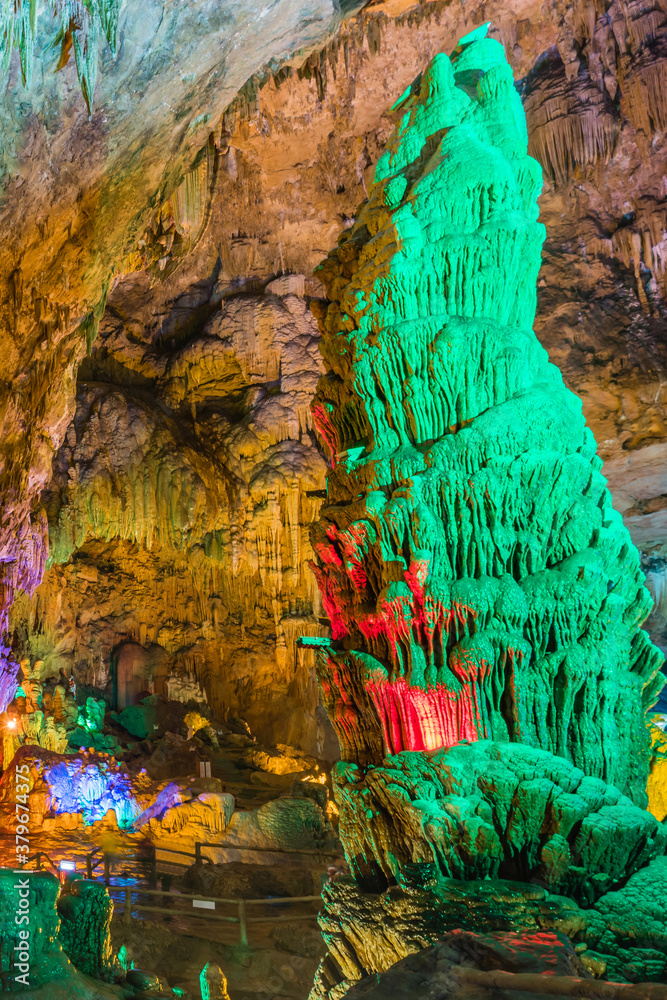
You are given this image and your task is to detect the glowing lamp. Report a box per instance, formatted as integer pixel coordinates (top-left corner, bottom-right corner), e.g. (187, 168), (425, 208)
(7, 719), (16, 730)
(296, 636), (332, 649)
(59, 861), (76, 872)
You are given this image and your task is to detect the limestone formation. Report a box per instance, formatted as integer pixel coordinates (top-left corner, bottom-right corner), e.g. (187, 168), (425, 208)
(308, 25), (667, 996)
(57, 875), (118, 981)
(334, 740), (667, 893)
(200, 962), (231, 1000)
(0, 0), (358, 691)
(337, 931), (613, 1000)
(313, 855), (667, 996)
(2, 0), (665, 753)
(20, 287), (328, 747)
(1, 0), (121, 112)
(311, 25), (663, 797)
(0, 868), (120, 994)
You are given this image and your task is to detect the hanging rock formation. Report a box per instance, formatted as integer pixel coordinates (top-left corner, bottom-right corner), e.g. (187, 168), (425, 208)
(13, 282), (329, 747)
(308, 25), (667, 997)
(0, 0), (359, 713)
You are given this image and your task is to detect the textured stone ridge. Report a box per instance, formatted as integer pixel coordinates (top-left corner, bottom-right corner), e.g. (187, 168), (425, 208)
(310, 26), (664, 801)
(334, 741), (667, 894)
(312, 858), (667, 997)
(320, 927), (592, 1000)
(22, 285), (328, 748)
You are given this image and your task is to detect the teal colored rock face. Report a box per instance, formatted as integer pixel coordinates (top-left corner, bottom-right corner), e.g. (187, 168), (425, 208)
(0, 869), (120, 990)
(0, 870), (62, 990)
(310, 27), (664, 803)
(0, 0), (120, 111)
(115, 701), (157, 740)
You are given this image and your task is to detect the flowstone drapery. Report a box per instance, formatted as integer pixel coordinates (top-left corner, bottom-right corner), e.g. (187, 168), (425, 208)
(308, 24), (667, 997)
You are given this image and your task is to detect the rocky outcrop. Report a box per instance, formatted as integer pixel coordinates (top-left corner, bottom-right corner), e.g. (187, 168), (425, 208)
(334, 741), (667, 895)
(313, 857), (667, 996)
(57, 875), (118, 982)
(0, 0), (359, 711)
(12, 281), (329, 746)
(309, 27), (662, 796)
(331, 928), (593, 1000)
(0, 868), (120, 996)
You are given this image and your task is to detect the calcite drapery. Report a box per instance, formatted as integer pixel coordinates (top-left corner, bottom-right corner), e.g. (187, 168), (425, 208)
(310, 24), (664, 803)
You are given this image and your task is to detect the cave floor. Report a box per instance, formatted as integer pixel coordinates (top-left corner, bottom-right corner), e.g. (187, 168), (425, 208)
(111, 912), (324, 998)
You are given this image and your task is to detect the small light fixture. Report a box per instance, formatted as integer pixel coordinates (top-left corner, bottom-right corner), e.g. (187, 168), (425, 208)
(6, 719), (16, 730)
(59, 861), (76, 872)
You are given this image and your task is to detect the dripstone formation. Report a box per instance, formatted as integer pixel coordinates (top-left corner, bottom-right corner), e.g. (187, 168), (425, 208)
(309, 25), (667, 997)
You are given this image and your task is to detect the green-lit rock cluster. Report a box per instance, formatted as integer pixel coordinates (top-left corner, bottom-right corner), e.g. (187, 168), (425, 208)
(0, 868), (120, 994)
(57, 875), (119, 981)
(0, 870), (64, 990)
(334, 740), (667, 896)
(68, 697), (119, 754)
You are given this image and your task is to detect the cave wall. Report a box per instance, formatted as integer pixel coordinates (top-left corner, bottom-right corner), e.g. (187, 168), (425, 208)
(15, 276), (328, 747)
(2, 0), (667, 743)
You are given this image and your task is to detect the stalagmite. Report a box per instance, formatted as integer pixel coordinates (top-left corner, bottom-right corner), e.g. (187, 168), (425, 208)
(311, 24), (663, 797)
(308, 25), (667, 997)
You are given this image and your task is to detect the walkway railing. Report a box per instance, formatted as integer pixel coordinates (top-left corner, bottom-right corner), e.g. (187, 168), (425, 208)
(116, 885), (322, 947)
(74, 837), (339, 887)
(22, 852), (59, 875)
(156, 839), (340, 869)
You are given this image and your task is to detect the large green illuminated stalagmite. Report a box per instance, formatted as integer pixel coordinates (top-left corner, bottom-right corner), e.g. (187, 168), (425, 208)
(311, 24), (664, 803)
(309, 26), (667, 996)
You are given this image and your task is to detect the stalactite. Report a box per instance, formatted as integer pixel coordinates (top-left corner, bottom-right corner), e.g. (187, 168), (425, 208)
(0, 0), (121, 112)
(18, 285), (327, 737)
(619, 35), (667, 141)
(523, 52), (619, 185)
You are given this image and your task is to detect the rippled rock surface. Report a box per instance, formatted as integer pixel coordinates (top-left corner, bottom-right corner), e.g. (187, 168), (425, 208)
(308, 25), (667, 997)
